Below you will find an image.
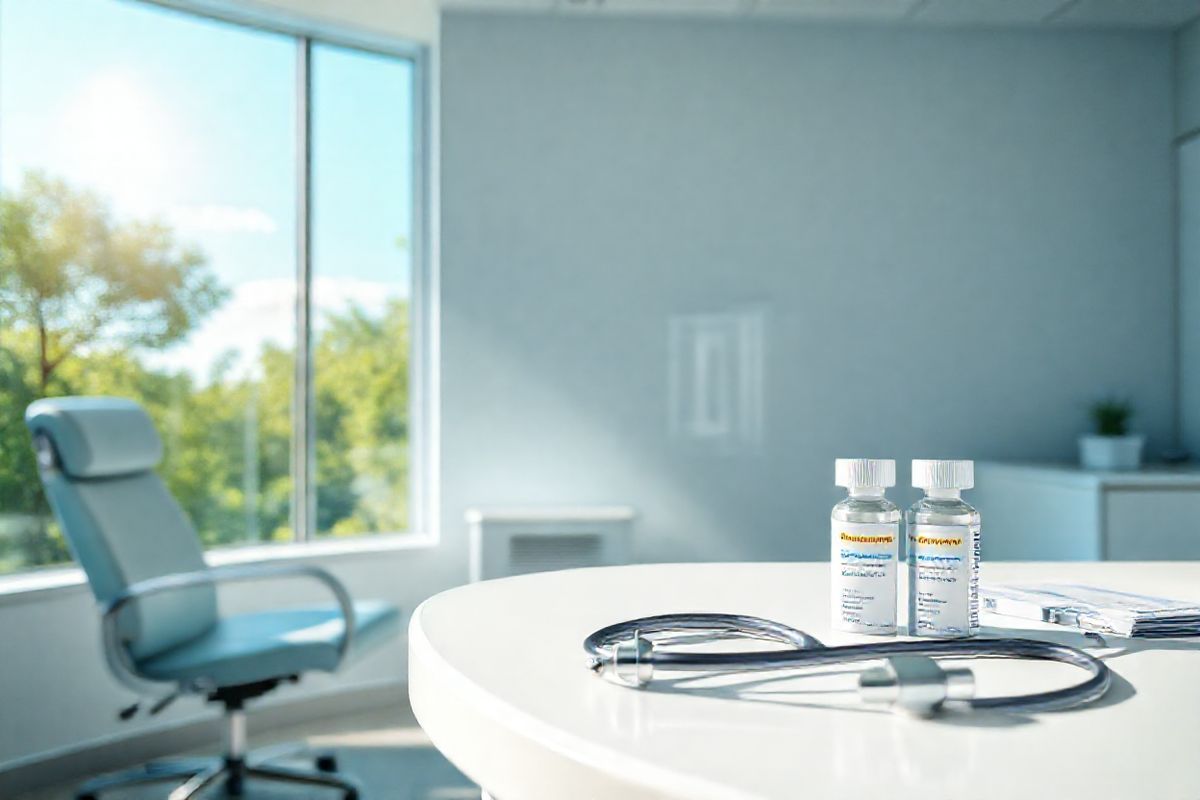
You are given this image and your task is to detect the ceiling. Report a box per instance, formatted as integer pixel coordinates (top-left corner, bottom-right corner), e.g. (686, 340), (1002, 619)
(437, 0), (1200, 29)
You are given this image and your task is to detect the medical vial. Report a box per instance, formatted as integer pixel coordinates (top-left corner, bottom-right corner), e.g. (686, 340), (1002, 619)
(907, 459), (980, 638)
(831, 458), (900, 635)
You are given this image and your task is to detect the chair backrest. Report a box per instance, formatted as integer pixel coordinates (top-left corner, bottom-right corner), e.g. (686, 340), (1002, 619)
(25, 397), (217, 660)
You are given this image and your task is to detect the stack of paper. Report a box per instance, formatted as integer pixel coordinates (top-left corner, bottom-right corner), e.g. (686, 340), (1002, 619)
(981, 584), (1200, 638)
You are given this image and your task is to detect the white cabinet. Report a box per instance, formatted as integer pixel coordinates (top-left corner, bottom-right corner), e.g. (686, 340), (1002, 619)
(974, 462), (1200, 561)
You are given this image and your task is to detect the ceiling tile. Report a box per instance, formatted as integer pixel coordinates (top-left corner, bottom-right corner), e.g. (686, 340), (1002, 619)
(912, 0), (1065, 25)
(1050, 0), (1200, 27)
(753, 0), (919, 21)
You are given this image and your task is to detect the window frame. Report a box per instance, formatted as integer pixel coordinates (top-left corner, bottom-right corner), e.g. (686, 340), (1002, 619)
(158, 1), (436, 543)
(0, 0), (435, 564)
(206, 4), (432, 544)
(296, 38), (432, 542)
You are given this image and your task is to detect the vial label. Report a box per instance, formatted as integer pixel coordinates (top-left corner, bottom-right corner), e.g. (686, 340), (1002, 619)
(908, 523), (981, 637)
(831, 519), (898, 634)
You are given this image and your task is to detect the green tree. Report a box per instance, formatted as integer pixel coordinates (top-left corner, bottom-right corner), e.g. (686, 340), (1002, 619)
(315, 299), (410, 536)
(0, 171), (412, 572)
(0, 171), (226, 394)
(0, 172), (227, 569)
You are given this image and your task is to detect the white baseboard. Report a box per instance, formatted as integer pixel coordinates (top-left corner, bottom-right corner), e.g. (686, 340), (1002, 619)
(0, 679), (406, 797)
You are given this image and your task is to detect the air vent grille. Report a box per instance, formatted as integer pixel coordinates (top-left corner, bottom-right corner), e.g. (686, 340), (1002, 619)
(508, 532), (604, 575)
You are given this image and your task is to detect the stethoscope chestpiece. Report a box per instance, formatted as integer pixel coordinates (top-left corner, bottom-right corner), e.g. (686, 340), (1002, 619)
(858, 655), (975, 717)
(592, 631), (655, 687)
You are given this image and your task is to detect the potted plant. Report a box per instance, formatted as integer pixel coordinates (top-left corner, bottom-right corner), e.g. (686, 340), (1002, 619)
(1079, 399), (1144, 470)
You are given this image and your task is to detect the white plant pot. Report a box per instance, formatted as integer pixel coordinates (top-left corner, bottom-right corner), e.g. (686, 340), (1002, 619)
(1078, 434), (1144, 470)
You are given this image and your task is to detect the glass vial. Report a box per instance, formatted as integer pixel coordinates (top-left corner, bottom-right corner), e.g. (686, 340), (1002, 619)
(831, 458), (900, 635)
(907, 459), (980, 638)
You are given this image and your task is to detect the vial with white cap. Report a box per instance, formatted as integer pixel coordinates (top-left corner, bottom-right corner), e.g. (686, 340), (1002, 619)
(906, 459), (980, 638)
(831, 458), (900, 634)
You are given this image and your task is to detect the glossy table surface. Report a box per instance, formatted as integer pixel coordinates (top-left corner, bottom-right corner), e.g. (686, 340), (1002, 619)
(408, 562), (1200, 800)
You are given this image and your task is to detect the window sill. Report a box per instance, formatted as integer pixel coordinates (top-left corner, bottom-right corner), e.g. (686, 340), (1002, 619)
(0, 532), (437, 606)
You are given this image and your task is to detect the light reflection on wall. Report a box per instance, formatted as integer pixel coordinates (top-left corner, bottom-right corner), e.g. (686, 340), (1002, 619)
(668, 308), (766, 454)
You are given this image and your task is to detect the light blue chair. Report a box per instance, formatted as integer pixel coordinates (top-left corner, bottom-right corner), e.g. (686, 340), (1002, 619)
(26, 397), (401, 800)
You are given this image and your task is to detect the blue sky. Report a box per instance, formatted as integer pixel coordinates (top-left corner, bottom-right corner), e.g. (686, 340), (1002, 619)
(0, 0), (414, 379)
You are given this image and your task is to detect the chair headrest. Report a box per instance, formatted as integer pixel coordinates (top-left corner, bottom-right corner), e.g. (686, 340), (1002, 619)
(25, 397), (163, 479)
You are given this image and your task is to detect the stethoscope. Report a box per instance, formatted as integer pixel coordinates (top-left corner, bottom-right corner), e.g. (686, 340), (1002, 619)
(584, 614), (1112, 716)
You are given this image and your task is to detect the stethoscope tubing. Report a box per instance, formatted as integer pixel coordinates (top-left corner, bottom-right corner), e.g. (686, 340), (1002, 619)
(584, 613), (1111, 714)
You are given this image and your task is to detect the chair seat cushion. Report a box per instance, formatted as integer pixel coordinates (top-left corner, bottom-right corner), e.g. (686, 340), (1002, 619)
(136, 600), (400, 687)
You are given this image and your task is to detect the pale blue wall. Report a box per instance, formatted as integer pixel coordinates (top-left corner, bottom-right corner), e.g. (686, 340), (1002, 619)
(1182, 138), (1200, 456)
(1179, 22), (1200, 456)
(440, 17), (1176, 561)
(1177, 19), (1200, 137)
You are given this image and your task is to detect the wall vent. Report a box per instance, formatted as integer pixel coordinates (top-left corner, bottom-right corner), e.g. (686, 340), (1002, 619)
(466, 506), (636, 582)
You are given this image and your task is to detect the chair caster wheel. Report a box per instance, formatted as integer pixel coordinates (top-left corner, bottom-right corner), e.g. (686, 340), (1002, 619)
(77, 794), (98, 800)
(344, 790), (358, 800)
(316, 754), (338, 772)
(226, 774), (244, 796)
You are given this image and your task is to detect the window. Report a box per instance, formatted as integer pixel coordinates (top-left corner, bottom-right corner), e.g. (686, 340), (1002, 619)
(311, 44), (416, 538)
(0, 0), (426, 574)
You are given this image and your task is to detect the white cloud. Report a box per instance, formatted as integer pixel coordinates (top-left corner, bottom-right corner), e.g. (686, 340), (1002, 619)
(144, 276), (406, 382)
(311, 276), (400, 326)
(167, 205), (278, 235)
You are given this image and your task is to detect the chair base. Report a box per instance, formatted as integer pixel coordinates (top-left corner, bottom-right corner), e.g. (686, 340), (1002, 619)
(75, 682), (359, 799)
(76, 752), (358, 800)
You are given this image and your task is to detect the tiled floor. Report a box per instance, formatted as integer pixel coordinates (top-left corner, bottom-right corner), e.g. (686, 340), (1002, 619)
(15, 703), (478, 800)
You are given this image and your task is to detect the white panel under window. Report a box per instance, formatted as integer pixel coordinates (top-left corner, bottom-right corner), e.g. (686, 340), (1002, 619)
(466, 507), (635, 582)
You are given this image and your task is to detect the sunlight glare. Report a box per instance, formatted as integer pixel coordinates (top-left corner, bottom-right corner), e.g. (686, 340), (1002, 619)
(54, 70), (185, 215)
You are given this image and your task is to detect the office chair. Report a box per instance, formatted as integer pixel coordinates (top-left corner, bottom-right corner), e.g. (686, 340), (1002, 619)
(26, 397), (402, 800)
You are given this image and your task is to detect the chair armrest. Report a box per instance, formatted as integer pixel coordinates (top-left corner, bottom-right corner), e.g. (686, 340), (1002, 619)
(101, 563), (357, 692)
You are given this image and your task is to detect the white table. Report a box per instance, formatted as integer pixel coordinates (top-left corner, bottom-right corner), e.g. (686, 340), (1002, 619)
(408, 562), (1200, 800)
